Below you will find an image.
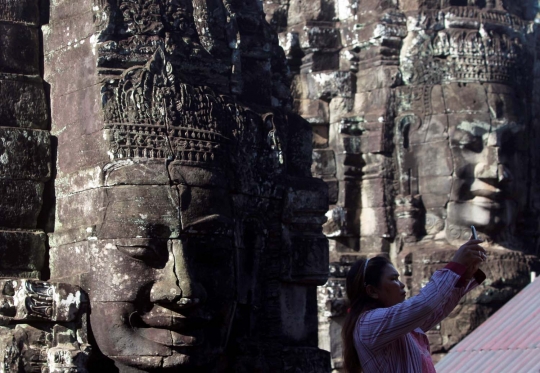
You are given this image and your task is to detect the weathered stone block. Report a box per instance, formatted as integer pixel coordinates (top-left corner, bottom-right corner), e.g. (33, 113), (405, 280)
(104, 159), (171, 186)
(307, 71), (354, 100)
(50, 84), (102, 136)
(331, 236), (359, 252)
(45, 41), (98, 98)
(49, 0), (95, 23)
(312, 124), (329, 148)
(335, 153), (364, 180)
(43, 12), (95, 56)
(442, 83), (488, 113)
(337, 180), (361, 209)
(279, 285), (319, 346)
(291, 74), (310, 100)
(419, 175), (452, 196)
(410, 141), (453, 177)
(55, 130), (109, 178)
(353, 89), (392, 117)
(0, 128), (51, 181)
(331, 132), (362, 154)
(0, 180), (44, 229)
(295, 99), (329, 124)
(335, 0), (358, 21)
(0, 0), (39, 24)
(360, 236), (391, 254)
(361, 178), (387, 208)
(301, 52), (340, 73)
(356, 66), (402, 92)
(284, 177), (329, 218)
(0, 230), (46, 272)
(429, 85), (446, 114)
(329, 94), (354, 119)
(325, 178), (338, 204)
(284, 235), (329, 285)
(0, 24), (39, 75)
(418, 114), (449, 144)
(0, 78), (48, 129)
(486, 84), (520, 122)
(362, 153), (392, 179)
(291, 25), (341, 51)
(360, 207), (391, 237)
(312, 149), (336, 177)
(49, 241), (91, 280)
(360, 128), (387, 153)
(399, 0), (440, 11)
(56, 185), (180, 239)
(287, 0), (336, 25)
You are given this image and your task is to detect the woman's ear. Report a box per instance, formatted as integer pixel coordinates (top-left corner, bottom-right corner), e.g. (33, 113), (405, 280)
(365, 284), (379, 299)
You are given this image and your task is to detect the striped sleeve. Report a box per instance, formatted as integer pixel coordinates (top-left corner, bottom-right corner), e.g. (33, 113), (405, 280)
(419, 267), (486, 332)
(356, 268), (461, 351)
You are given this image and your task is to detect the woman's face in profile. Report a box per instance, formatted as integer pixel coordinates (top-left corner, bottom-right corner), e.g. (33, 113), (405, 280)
(371, 264), (407, 308)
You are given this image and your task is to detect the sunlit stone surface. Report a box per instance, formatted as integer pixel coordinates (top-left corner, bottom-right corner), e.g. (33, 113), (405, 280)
(263, 0), (540, 369)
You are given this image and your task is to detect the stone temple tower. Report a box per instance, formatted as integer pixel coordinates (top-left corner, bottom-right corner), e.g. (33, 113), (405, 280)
(263, 0), (540, 369)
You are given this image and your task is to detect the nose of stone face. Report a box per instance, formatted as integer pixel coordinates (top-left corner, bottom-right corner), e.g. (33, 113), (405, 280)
(150, 243), (208, 307)
(474, 161), (498, 180)
(150, 259), (183, 304)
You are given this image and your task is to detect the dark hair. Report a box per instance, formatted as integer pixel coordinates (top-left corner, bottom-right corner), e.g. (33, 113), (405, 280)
(341, 256), (391, 373)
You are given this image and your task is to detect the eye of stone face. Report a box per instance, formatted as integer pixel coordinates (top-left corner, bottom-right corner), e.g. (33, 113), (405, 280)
(117, 245), (161, 262)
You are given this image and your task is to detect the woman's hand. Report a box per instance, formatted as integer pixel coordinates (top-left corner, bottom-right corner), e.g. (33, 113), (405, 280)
(463, 259), (481, 280)
(452, 238), (486, 268)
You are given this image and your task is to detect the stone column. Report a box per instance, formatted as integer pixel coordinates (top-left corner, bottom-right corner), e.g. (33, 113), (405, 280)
(0, 0), (50, 280)
(0, 3), (89, 372)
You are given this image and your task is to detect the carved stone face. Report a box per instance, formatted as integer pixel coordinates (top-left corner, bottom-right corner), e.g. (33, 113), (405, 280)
(88, 166), (236, 371)
(446, 84), (527, 238)
(395, 82), (528, 242)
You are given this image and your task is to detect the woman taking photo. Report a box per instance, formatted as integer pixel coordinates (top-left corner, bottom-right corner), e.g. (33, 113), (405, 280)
(342, 238), (487, 372)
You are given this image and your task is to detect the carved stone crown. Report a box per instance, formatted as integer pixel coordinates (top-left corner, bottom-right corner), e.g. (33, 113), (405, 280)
(102, 48), (243, 168)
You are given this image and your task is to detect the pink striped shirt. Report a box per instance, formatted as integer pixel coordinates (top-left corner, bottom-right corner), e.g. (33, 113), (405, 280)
(354, 263), (485, 373)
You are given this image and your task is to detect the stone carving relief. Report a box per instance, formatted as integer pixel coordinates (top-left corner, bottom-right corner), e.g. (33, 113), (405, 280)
(38, 0), (330, 371)
(264, 0), (540, 370)
(0, 280), (89, 372)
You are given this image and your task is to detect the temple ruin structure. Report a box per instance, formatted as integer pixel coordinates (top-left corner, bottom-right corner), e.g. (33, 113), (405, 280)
(0, 0), (330, 371)
(263, 0), (540, 370)
(2, 0), (540, 372)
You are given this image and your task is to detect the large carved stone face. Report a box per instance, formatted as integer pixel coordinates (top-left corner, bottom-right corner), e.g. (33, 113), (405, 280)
(446, 85), (527, 239)
(88, 165), (236, 371)
(395, 83), (528, 242)
(90, 45), (245, 367)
